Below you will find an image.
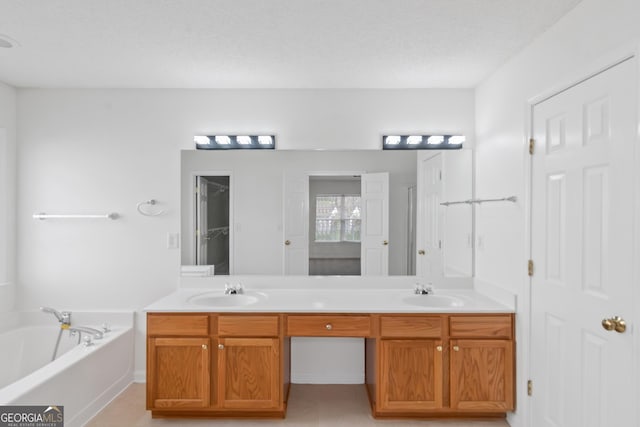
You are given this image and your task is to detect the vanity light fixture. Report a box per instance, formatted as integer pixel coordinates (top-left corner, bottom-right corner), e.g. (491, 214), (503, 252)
(384, 136), (401, 145)
(427, 135), (445, 145)
(407, 135), (423, 145)
(194, 135), (276, 150)
(382, 134), (465, 150)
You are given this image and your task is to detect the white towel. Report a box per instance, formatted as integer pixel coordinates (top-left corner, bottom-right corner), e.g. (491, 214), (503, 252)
(180, 265), (215, 277)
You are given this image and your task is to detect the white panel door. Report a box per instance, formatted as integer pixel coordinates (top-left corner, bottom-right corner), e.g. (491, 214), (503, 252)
(416, 152), (443, 280)
(283, 173), (309, 275)
(531, 58), (637, 427)
(361, 172), (389, 276)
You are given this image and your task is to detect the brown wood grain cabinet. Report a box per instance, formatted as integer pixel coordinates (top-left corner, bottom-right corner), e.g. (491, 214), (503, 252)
(449, 315), (515, 412)
(378, 339), (444, 411)
(147, 337), (211, 409)
(147, 311), (514, 420)
(147, 313), (287, 418)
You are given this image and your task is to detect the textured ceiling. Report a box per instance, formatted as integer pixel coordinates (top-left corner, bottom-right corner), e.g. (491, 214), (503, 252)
(0, 0), (582, 89)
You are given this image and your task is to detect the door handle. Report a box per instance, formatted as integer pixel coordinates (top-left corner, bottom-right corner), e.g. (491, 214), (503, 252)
(602, 316), (626, 333)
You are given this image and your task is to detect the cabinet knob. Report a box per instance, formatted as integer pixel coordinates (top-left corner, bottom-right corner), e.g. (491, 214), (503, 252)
(325, 324), (333, 330)
(383, 240), (389, 246)
(418, 249), (426, 255)
(453, 345), (460, 352)
(285, 240), (291, 246)
(218, 344), (224, 350)
(201, 344), (207, 350)
(436, 345), (443, 352)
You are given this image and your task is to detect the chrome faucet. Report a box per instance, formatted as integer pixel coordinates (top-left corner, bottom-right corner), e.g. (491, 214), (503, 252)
(69, 325), (104, 340)
(414, 283), (434, 295)
(224, 283), (244, 295)
(40, 306), (71, 326)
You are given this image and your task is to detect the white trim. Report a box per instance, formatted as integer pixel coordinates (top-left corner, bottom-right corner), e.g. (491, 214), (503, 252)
(133, 369), (146, 383)
(632, 42), (640, 427)
(527, 41), (639, 106)
(290, 374), (363, 385)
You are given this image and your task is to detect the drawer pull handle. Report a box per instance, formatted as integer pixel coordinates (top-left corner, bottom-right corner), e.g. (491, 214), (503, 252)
(325, 324), (333, 330)
(436, 345), (442, 352)
(202, 344), (208, 350)
(218, 344), (224, 350)
(453, 345), (460, 352)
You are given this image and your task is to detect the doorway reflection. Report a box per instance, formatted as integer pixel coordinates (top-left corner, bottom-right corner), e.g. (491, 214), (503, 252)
(196, 175), (230, 274)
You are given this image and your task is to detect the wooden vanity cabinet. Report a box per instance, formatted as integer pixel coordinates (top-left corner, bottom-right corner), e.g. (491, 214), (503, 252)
(146, 313), (287, 418)
(147, 311), (514, 419)
(146, 314), (211, 410)
(216, 315), (282, 410)
(370, 313), (515, 417)
(376, 315), (444, 412)
(449, 315), (514, 412)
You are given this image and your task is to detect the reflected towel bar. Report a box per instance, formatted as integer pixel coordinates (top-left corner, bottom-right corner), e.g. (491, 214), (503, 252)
(33, 213), (119, 220)
(440, 196), (517, 206)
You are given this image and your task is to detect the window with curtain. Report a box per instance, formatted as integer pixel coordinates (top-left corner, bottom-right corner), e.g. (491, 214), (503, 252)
(314, 195), (361, 242)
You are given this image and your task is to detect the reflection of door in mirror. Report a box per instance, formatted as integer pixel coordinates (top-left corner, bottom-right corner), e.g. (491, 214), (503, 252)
(196, 176), (230, 274)
(309, 176), (362, 275)
(416, 150), (473, 280)
(417, 153), (443, 280)
(285, 173), (390, 276)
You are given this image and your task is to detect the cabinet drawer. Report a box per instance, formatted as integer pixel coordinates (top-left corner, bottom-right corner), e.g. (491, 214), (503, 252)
(449, 315), (512, 339)
(218, 315), (280, 337)
(147, 314), (209, 336)
(287, 315), (371, 337)
(380, 316), (443, 338)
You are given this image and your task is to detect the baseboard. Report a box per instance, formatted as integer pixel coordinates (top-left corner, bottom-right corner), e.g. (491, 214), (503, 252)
(291, 373), (364, 384)
(133, 369), (146, 383)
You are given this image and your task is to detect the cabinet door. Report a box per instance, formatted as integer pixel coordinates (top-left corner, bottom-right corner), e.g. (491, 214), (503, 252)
(147, 337), (210, 409)
(378, 339), (443, 411)
(217, 338), (281, 409)
(450, 339), (514, 411)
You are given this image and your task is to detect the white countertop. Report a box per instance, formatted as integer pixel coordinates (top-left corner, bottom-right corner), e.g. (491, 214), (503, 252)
(144, 287), (514, 313)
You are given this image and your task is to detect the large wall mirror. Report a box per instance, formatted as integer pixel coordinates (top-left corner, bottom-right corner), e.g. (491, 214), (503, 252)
(181, 149), (472, 278)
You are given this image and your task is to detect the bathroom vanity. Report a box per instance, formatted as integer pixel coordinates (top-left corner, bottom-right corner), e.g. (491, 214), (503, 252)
(145, 288), (514, 420)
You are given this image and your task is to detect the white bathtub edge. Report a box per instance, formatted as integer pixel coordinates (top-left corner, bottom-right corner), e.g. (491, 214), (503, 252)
(71, 372), (133, 427)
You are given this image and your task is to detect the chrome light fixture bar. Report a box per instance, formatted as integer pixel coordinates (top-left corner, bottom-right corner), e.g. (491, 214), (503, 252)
(194, 135), (275, 150)
(382, 135), (465, 150)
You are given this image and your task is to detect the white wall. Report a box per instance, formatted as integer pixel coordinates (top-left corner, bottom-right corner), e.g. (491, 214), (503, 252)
(474, 0), (640, 425)
(0, 81), (17, 312)
(16, 88), (474, 380)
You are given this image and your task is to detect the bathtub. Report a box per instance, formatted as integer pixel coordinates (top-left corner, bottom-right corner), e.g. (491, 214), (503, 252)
(0, 311), (134, 427)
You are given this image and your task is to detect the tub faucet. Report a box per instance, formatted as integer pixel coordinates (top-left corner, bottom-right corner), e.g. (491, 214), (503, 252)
(69, 325), (104, 340)
(40, 306), (71, 327)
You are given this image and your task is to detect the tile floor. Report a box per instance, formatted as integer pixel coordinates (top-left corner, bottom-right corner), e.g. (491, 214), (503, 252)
(86, 383), (510, 427)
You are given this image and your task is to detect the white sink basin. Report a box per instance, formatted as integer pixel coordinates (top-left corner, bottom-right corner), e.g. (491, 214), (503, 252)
(402, 294), (465, 308)
(187, 292), (265, 307)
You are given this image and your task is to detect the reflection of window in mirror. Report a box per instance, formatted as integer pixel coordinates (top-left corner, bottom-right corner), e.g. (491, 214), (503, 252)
(309, 176), (361, 276)
(314, 195), (361, 242)
(196, 175), (230, 274)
